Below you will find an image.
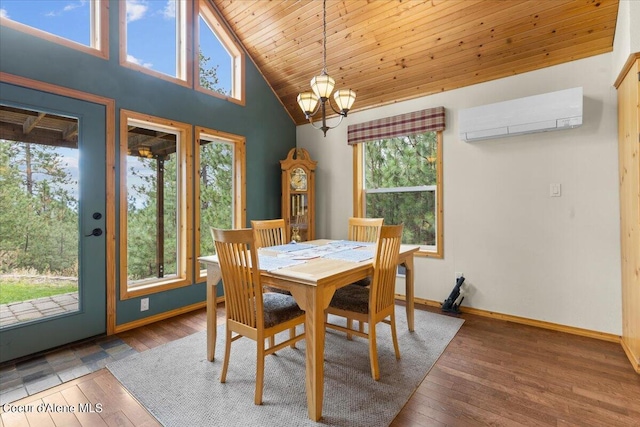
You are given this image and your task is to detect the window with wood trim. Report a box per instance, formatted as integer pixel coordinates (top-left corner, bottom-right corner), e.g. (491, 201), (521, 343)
(120, 0), (192, 86)
(351, 107), (444, 258)
(0, 0), (108, 59)
(196, 0), (244, 104)
(120, 110), (192, 298)
(195, 127), (245, 282)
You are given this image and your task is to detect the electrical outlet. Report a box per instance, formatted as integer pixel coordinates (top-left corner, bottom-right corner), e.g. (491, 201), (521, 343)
(140, 297), (149, 311)
(455, 271), (464, 280)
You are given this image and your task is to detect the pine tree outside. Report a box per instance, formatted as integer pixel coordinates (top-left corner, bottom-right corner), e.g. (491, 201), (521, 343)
(0, 116), (80, 326)
(363, 132), (439, 248)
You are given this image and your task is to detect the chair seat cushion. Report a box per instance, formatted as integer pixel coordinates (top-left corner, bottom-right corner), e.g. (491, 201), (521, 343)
(329, 284), (369, 314)
(263, 293), (304, 328)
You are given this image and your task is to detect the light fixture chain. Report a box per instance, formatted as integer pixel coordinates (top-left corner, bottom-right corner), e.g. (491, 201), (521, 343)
(296, 0), (355, 136)
(322, 0), (327, 73)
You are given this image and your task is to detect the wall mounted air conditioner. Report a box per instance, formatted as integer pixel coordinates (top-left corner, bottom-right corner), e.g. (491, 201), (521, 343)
(459, 87), (583, 142)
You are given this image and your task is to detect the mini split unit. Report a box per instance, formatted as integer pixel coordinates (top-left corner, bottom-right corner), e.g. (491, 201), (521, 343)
(459, 87), (583, 142)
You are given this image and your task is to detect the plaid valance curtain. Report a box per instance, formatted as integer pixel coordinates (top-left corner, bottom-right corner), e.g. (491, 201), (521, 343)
(347, 106), (445, 145)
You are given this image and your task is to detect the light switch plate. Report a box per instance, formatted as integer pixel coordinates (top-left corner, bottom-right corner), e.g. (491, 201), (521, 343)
(550, 183), (561, 197)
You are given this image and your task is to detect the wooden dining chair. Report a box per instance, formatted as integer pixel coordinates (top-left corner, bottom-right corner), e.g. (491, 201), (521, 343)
(251, 218), (292, 296)
(251, 218), (287, 248)
(346, 217), (384, 334)
(348, 217), (383, 243)
(250, 219), (295, 347)
(348, 217), (383, 289)
(325, 224), (403, 380)
(211, 227), (306, 405)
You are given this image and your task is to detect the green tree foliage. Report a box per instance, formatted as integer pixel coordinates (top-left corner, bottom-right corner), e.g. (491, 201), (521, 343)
(124, 58), (233, 283)
(126, 154), (178, 282)
(199, 141), (233, 256)
(198, 53), (233, 255)
(124, 141), (233, 282)
(199, 52), (229, 96)
(0, 140), (78, 276)
(1, 57), (232, 285)
(364, 133), (438, 246)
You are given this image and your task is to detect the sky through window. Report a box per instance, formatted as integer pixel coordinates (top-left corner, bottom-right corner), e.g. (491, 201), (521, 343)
(0, 0), (232, 85)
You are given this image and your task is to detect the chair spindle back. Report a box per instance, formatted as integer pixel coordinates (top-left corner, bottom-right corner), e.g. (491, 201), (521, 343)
(251, 219), (287, 248)
(348, 217), (383, 243)
(370, 224), (403, 313)
(211, 228), (263, 329)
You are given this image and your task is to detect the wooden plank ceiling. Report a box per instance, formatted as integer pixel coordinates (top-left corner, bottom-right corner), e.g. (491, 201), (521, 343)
(212, 0), (619, 125)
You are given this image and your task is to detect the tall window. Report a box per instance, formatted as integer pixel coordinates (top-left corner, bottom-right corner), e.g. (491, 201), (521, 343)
(0, 0), (108, 58)
(351, 107), (445, 258)
(120, 110), (192, 298)
(196, 0), (244, 104)
(120, 0), (191, 86)
(195, 127), (245, 281)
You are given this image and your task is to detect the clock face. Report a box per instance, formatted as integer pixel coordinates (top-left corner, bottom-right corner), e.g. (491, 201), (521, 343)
(290, 167), (307, 191)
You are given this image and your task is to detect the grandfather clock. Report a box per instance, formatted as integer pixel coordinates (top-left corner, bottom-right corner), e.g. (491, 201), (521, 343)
(280, 148), (316, 242)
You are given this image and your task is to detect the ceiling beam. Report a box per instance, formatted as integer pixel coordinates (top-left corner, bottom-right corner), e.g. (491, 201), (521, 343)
(22, 112), (46, 135)
(62, 123), (78, 141)
(0, 122), (77, 149)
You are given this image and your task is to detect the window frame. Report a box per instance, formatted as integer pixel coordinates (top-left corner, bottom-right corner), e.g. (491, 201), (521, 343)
(0, 0), (109, 59)
(118, 0), (193, 88)
(119, 109), (193, 300)
(353, 131), (443, 258)
(195, 127), (245, 282)
(195, 0), (245, 105)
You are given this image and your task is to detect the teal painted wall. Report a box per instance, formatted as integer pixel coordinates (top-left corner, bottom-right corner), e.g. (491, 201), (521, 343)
(0, 0), (295, 327)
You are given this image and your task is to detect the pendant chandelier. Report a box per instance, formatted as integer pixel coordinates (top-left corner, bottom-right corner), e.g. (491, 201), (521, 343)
(296, 0), (356, 137)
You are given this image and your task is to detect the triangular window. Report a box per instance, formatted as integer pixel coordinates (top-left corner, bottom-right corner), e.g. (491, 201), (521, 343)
(197, 0), (244, 104)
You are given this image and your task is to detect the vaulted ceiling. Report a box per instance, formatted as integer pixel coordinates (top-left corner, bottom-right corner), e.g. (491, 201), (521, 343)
(212, 0), (619, 125)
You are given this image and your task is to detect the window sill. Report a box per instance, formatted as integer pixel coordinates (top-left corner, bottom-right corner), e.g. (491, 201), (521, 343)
(121, 277), (192, 299)
(415, 249), (443, 259)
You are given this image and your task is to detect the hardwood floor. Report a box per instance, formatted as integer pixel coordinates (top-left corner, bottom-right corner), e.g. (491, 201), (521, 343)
(2, 304), (639, 426)
(392, 307), (640, 427)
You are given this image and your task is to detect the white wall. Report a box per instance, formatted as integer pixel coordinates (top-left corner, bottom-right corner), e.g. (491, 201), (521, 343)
(297, 52), (621, 335)
(612, 0), (640, 76)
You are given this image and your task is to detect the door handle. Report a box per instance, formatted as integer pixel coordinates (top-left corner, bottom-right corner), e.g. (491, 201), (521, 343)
(85, 228), (103, 237)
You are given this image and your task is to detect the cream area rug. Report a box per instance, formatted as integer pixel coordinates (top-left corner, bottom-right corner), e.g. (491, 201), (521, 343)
(108, 308), (464, 426)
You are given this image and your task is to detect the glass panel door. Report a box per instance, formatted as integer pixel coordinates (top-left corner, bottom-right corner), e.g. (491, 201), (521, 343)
(0, 108), (80, 325)
(0, 84), (106, 362)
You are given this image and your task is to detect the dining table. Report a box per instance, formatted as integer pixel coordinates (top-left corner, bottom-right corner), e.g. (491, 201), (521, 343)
(198, 239), (420, 422)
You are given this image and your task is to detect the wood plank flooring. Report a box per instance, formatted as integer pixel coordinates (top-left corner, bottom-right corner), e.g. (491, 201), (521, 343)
(2, 304), (639, 426)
